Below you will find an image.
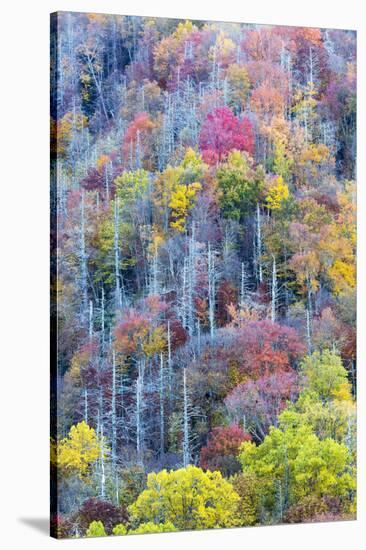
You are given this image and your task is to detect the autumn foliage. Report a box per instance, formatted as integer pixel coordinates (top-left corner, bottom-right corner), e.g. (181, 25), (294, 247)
(51, 12), (356, 538)
(75, 498), (129, 535)
(199, 107), (254, 164)
(200, 424), (251, 476)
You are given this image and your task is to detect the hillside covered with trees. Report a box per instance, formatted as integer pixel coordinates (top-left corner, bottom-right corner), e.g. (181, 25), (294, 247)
(50, 12), (356, 538)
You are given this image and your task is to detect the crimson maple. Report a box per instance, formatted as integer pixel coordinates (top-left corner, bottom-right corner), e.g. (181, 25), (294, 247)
(199, 107), (254, 164)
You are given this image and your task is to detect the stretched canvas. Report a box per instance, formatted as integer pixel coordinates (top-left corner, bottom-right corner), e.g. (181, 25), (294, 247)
(50, 11), (357, 539)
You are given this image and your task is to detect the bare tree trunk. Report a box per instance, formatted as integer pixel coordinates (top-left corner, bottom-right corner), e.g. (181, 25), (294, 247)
(114, 198), (123, 308)
(150, 240), (159, 295)
(159, 353), (165, 458)
(112, 350), (118, 503)
(167, 321), (173, 410)
(181, 257), (188, 330)
(207, 243), (216, 342)
(84, 388), (88, 424)
(256, 203), (263, 284)
(100, 419), (106, 499)
(120, 370), (126, 444)
(100, 286), (105, 353)
(136, 358), (145, 465)
(97, 402), (105, 499)
(287, 53), (293, 119)
(306, 284), (313, 354)
(182, 367), (190, 467)
(271, 255), (277, 323)
(240, 262), (247, 307)
(187, 223), (196, 336)
(82, 299), (93, 423)
(309, 46), (314, 86)
(89, 300), (93, 340)
(80, 190), (88, 313)
(86, 54), (109, 122)
(104, 162), (110, 202)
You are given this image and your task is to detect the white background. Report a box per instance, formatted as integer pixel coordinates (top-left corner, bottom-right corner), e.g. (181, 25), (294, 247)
(1, 0), (365, 548)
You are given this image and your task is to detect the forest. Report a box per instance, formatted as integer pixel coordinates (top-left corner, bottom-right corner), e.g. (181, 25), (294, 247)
(50, 12), (357, 538)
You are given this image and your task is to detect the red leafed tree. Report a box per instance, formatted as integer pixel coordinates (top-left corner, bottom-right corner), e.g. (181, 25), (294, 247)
(242, 28), (284, 63)
(189, 320), (305, 403)
(167, 317), (188, 350)
(225, 371), (299, 441)
(199, 424), (251, 476)
(122, 112), (154, 166)
(233, 320), (305, 378)
(80, 167), (105, 192)
(114, 310), (149, 356)
(114, 295), (167, 356)
(199, 107), (254, 164)
(74, 498), (129, 535)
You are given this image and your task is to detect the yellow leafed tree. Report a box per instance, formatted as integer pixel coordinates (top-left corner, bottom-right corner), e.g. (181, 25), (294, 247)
(169, 182), (201, 232)
(128, 466), (239, 530)
(56, 421), (102, 477)
(265, 176), (289, 210)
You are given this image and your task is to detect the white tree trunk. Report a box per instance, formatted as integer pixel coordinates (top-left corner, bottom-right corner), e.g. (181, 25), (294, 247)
(159, 353), (165, 458)
(80, 190), (88, 313)
(96, 403), (105, 499)
(136, 359), (145, 465)
(84, 387), (88, 424)
(101, 286), (105, 353)
(306, 283), (313, 354)
(83, 298), (93, 424)
(207, 243), (216, 342)
(104, 162), (110, 202)
(114, 197), (123, 308)
(182, 367), (190, 467)
(256, 203), (263, 284)
(100, 420), (106, 499)
(271, 255), (277, 323)
(197, 319), (201, 355)
(88, 300), (93, 340)
(167, 321), (172, 409)
(150, 240), (159, 295)
(187, 223), (196, 336)
(309, 46), (314, 86)
(112, 350), (117, 502)
(181, 258), (189, 330)
(240, 262), (247, 307)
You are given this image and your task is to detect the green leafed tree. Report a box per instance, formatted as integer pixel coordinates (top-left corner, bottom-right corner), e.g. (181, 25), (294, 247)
(86, 520), (107, 538)
(279, 390), (356, 453)
(238, 424), (355, 519)
(300, 350), (352, 402)
(216, 151), (264, 221)
(114, 169), (150, 206)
